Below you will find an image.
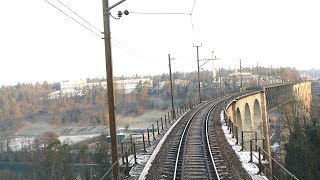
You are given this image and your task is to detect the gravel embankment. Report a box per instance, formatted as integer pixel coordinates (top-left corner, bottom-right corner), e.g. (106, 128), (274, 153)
(210, 103), (252, 180)
(143, 99), (252, 180)
(144, 106), (199, 180)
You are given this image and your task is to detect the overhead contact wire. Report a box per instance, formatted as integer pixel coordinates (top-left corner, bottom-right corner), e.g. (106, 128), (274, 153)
(43, 0), (103, 38)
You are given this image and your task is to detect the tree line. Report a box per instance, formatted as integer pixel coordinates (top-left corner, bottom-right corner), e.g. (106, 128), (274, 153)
(0, 132), (111, 180)
(0, 67), (300, 132)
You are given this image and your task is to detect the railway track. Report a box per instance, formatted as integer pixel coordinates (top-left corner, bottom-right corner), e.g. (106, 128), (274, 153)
(161, 97), (231, 180)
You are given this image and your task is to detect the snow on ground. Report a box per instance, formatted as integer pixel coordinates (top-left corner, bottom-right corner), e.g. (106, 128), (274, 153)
(7, 137), (34, 151)
(58, 134), (100, 144)
(220, 110), (268, 180)
(5, 134), (101, 151)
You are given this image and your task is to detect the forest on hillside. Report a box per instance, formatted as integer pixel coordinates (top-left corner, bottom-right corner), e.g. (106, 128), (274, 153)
(0, 67), (300, 133)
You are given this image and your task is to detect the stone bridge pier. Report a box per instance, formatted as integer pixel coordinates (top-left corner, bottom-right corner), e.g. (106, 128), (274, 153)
(227, 91), (270, 154)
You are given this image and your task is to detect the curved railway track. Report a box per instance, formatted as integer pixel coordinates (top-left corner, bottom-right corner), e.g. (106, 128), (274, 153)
(161, 97), (232, 180)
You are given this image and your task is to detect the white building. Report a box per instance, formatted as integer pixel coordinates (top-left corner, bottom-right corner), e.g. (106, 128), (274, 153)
(115, 78), (152, 94)
(48, 78), (153, 99)
(60, 79), (87, 91)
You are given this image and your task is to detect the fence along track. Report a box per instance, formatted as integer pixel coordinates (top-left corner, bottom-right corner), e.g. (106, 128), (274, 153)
(172, 98), (226, 180)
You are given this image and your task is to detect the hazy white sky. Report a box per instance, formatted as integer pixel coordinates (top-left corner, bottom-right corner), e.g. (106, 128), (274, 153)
(0, 0), (320, 85)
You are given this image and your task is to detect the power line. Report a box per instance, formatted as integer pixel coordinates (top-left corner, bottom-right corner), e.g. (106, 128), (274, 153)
(190, 0), (197, 15)
(190, 15), (197, 43)
(44, 1), (146, 59)
(55, 0), (103, 33)
(189, 0), (199, 43)
(111, 38), (138, 55)
(129, 11), (189, 15)
(43, 0), (103, 39)
(111, 41), (138, 57)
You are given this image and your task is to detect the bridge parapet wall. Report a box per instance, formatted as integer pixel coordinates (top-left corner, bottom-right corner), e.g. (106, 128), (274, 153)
(265, 81), (311, 111)
(265, 83), (293, 111)
(292, 81), (312, 113)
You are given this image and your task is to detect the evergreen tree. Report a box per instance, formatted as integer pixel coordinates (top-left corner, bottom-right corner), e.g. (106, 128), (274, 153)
(94, 134), (111, 179)
(284, 111), (320, 179)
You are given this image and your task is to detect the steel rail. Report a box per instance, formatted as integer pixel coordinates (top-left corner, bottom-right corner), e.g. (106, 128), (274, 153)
(173, 98), (224, 179)
(173, 101), (208, 179)
(205, 103), (221, 180)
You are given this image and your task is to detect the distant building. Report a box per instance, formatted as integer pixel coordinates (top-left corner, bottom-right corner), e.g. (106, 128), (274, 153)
(300, 73), (312, 80)
(60, 79), (87, 91)
(115, 78), (152, 94)
(158, 79), (190, 90)
(48, 78), (153, 99)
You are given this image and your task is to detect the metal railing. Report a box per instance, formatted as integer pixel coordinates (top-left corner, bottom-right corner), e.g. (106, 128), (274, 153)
(99, 89), (240, 179)
(99, 98), (202, 179)
(224, 102), (299, 180)
(249, 140), (299, 180)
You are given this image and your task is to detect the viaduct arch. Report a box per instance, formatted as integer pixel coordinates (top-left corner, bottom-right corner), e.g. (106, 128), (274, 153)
(225, 81), (311, 168)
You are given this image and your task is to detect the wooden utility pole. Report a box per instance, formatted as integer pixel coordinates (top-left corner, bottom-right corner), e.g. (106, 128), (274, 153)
(102, 0), (119, 179)
(257, 62), (260, 86)
(168, 54), (175, 119)
(239, 58), (243, 90)
(219, 68), (222, 95)
(211, 51), (215, 94)
(194, 44), (202, 103)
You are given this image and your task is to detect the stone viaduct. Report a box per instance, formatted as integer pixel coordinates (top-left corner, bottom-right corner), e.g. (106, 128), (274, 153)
(225, 81), (311, 164)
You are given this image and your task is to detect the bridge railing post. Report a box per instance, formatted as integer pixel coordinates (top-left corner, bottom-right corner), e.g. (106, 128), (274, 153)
(241, 131), (244, 151)
(177, 107), (179, 117)
(147, 129), (151, 146)
(161, 117), (164, 130)
(133, 143), (137, 164)
(164, 115), (167, 128)
(235, 126), (239, 144)
(142, 132), (146, 152)
(121, 143), (124, 164)
(250, 140), (253, 162)
(255, 132), (258, 151)
(168, 112), (171, 124)
(258, 147), (262, 174)
(156, 121), (160, 135)
(231, 123), (234, 138)
(130, 134), (133, 154)
(125, 150), (129, 176)
(225, 115), (228, 126)
(152, 124), (156, 140)
(263, 139), (266, 160)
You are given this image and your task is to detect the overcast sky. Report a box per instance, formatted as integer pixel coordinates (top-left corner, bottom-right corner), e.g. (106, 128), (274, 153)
(0, 0), (319, 85)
